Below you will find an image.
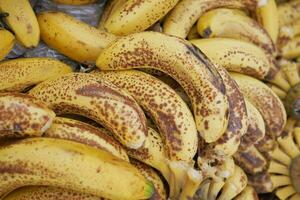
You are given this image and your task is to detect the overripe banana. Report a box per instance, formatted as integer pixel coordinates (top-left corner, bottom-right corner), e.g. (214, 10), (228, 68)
(52, 0), (97, 5)
(255, 132), (277, 152)
(96, 31), (229, 144)
(0, 93), (55, 138)
(196, 8), (276, 54)
(190, 38), (278, 81)
(100, 0), (179, 35)
(239, 99), (266, 151)
(38, 11), (116, 64)
(278, 0), (300, 25)
(29, 73), (147, 149)
(0, 29), (14, 61)
(162, 0), (256, 38)
(230, 72), (287, 139)
(0, 0), (39, 47)
(43, 117), (129, 161)
(279, 36), (300, 59)
(247, 172), (273, 193)
(92, 70), (198, 162)
(234, 186), (259, 200)
(0, 58), (72, 92)
(256, 0), (279, 43)
(0, 138), (154, 200)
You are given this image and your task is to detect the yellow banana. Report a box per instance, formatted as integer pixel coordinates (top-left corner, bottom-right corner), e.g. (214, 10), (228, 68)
(234, 186), (259, 200)
(278, 0), (300, 25)
(197, 8), (276, 54)
(190, 38), (277, 81)
(234, 145), (268, 174)
(0, 0), (39, 47)
(279, 20), (300, 38)
(38, 11), (116, 64)
(0, 29), (14, 61)
(280, 60), (300, 87)
(239, 99), (266, 151)
(162, 0), (256, 38)
(52, 0), (97, 5)
(279, 36), (300, 59)
(130, 159), (167, 200)
(256, 0), (279, 43)
(187, 25), (200, 40)
(29, 73), (147, 149)
(230, 72), (287, 139)
(268, 83), (287, 99)
(0, 93), (55, 138)
(3, 186), (102, 200)
(100, 0), (179, 35)
(0, 138), (154, 199)
(44, 117), (129, 161)
(247, 172), (273, 193)
(96, 31), (229, 144)
(92, 70), (198, 162)
(0, 58), (72, 92)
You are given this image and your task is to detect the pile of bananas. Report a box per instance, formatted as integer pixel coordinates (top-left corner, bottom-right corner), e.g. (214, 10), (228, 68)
(0, 0), (299, 199)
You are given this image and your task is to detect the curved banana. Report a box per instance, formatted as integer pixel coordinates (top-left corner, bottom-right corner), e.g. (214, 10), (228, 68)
(196, 8), (276, 54)
(92, 70), (197, 162)
(256, 0), (279, 43)
(234, 145), (268, 175)
(96, 31), (229, 144)
(0, 29), (14, 61)
(38, 11), (116, 64)
(162, 0), (256, 38)
(234, 186), (259, 200)
(0, 0), (39, 47)
(0, 138), (154, 199)
(230, 72), (287, 139)
(3, 186), (102, 200)
(0, 58), (72, 92)
(130, 159), (167, 200)
(0, 93), (55, 138)
(44, 117), (129, 161)
(247, 172), (273, 193)
(198, 64), (248, 161)
(52, 0), (97, 5)
(100, 0), (179, 35)
(279, 36), (300, 59)
(278, 0), (300, 26)
(239, 99), (266, 151)
(190, 38), (277, 80)
(29, 73), (147, 149)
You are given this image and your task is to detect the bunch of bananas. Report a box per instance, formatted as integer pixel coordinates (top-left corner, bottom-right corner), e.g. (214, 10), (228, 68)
(0, 0), (298, 199)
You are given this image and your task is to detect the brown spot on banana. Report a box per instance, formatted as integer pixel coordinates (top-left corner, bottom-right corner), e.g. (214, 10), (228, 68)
(248, 171), (273, 193)
(0, 93), (55, 138)
(96, 31), (229, 143)
(29, 73), (147, 149)
(92, 70), (197, 162)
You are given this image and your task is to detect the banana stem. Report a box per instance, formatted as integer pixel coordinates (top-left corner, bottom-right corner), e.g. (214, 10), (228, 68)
(178, 168), (203, 200)
(284, 83), (300, 119)
(290, 155), (300, 193)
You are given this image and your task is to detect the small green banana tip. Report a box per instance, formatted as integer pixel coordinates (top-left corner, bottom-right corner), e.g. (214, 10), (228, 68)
(146, 180), (155, 198)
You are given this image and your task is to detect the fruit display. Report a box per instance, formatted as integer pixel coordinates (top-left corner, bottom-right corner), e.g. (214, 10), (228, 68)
(0, 0), (299, 199)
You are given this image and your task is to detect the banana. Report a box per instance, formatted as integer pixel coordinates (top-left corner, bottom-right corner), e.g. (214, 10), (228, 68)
(0, 58), (72, 92)
(247, 172), (273, 193)
(44, 117), (129, 162)
(190, 38), (277, 81)
(234, 186), (259, 200)
(0, 29), (14, 61)
(268, 83), (287, 99)
(278, 0), (300, 26)
(280, 60), (300, 87)
(92, 70), (198, 162)
(269, 145), (292, 166)
(196, 8), (276, 54)
(179, 167), (203, 200)
(130, 159), (167, 200)
(0, 93), (55, 138)
(96, 31), (229, 144)
(187, 25), (200, 40)
(37, 11), (116, 64)
(255, 132), (277, 152)
(230, 72), (287, 139)
(275, 186), (297, 200)
(279, 20), (300, 38)
(197, 64), (248, 162)
(0, 138), (154, 199)
(0, 0), (39, 47)
(100, 0), (179, 35)
(239, 99), (266, 151)
(234, 145), (268, 174)
(52, 0), (97, 5)
(279, 36), (300, 59)
(29, 73), (147, 149)
(256, 0), (279, 43)
(162, 0), (256, 38)
(3, 187), (102, 200)
(194, 179), (211, 200)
